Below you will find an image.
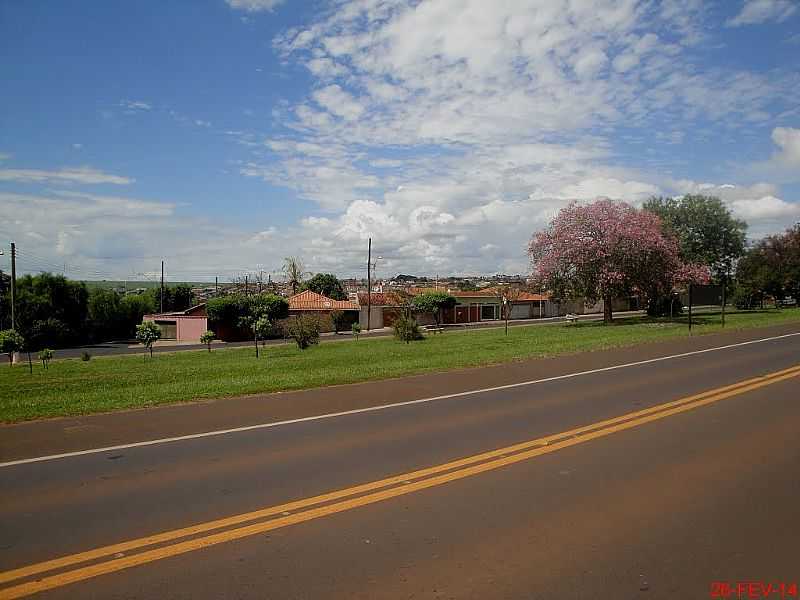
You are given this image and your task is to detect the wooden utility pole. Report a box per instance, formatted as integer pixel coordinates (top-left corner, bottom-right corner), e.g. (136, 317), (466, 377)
(366, 237), (372, 331)
(160, 260), (164, 313)
(215, 276), (218, 295)
(10, 243), (16, 331)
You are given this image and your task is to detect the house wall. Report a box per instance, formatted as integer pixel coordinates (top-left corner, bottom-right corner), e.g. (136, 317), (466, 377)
(359, 307), (384, 330)
(176, 316), (208, 341)
(143, 315), (207, 341)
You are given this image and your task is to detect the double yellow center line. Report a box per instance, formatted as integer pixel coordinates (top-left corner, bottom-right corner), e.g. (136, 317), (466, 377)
(2, 363), (799, 599)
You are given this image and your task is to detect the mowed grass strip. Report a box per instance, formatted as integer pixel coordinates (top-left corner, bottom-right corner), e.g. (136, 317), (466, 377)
(1, 309), (799, 422)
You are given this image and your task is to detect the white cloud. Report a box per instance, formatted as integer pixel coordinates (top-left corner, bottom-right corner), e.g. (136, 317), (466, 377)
(771, 127), (800, 167)
(726, 0), (797, 27)
(0, 166), (133, 185)
(225, 0), (285, 12)
(119, 100), (152, 112)
(670, 180), (800, 237)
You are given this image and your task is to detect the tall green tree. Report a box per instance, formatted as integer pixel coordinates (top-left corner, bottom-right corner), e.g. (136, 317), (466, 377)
(736, 225), (800, 305)
(411, 291), (457, 329)
(643, 195), (747, 279)
(302, 273), (347, 300)
(10, 273), (89, 347)
(149, 284), (195, 312)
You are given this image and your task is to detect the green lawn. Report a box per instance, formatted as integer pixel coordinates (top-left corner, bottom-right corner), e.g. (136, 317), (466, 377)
(1, 308), (799, 423)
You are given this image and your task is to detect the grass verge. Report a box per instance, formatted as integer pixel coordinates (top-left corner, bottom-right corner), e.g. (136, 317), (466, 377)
(1, 308), (799, 422)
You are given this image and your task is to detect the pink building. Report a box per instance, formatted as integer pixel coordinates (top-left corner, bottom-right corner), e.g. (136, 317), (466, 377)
(143, 304), (208, 341)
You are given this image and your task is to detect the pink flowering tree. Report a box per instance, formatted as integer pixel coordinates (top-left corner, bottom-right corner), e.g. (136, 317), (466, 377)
(528, 200), (709, 322)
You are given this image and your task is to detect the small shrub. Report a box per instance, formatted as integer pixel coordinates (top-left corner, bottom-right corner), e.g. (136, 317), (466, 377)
(393, 314), (424, 344)
(286, 314), (321, 350)
(38, 348), (54, 369)
(351, 322), (361, 340)
(200, 330), (215, 352)
(135, 321), (162, 358)
(0, 329), (25, 367)
(81, 351), (92, 362)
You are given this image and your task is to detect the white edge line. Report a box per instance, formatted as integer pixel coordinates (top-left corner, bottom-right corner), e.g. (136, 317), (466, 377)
(2, 332), (799, 469)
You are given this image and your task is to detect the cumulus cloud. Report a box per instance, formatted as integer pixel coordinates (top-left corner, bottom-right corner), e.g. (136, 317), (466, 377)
(726, 0), (797, 27)
(771, 127), (800, 167)
(0, 166), (133, 185)
(671, 181), (800, 237)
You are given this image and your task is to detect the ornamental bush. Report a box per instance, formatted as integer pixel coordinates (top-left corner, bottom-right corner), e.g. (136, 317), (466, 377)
(286, 314), (321, 350)
(393, 314), (424, 344)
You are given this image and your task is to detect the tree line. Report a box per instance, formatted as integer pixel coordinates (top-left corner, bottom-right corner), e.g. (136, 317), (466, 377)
(530, 194), (799, 321)
(0, 274), (196, 350)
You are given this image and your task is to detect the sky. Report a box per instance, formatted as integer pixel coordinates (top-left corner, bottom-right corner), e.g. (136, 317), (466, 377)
(1, 0), (799, 282)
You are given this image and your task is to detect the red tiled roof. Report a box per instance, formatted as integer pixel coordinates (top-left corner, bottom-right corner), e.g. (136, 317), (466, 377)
(481, 287), (550, 301)
(356, 292), (405, 306)
(288, 290), (359, 311)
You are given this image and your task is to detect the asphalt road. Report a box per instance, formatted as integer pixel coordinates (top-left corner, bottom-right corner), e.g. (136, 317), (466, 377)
(1, 325), (798, 599)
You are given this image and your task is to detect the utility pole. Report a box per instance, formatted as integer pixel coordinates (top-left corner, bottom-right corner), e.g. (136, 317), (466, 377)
(160, 260), (164, 313)
(245, 275), (249, 296)
(10, 243), (16, 331)
(215, 276), (218, 296)
(259, 270), (263, 294)
(366, 237), (372, 331)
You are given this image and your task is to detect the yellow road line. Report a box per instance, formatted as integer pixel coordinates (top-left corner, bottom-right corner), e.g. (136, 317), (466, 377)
(1, 364), (798, 599)
(4, 364), (793, 587)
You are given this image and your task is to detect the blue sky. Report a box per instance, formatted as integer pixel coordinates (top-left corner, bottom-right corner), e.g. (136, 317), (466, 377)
(1, 0), (799, 281)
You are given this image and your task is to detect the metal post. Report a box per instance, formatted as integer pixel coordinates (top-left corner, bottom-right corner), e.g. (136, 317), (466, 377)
(160, 260), (164, 313)
(366, 237), (372, 332)
(10, 243), (16, 331)
(721, 275), (726, 328)
(688, 284), (693, 333)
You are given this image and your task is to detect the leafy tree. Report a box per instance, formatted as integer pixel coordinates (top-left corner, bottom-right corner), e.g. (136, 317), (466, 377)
(0, 271), (10, 330)
(393, 314), (424, 344)
(286, 314), (321, 349)
(411, 291), (456, 329)
(283, 257), (309, 294)
(643, 195), (747, 279)
(254, 316), (272, 348)
(736, 225), (800, 306)
(119, 294), (156, 337)
(529, 200), (709, 323)
(10, 273), (88, 347)
(149, 284), (195, 313)
(238, 315), (260, 358)
(302, 273), (347, 300)
(135, 321), (161, 358)
(0, 329), (24, 366)
(351, 322), (361, 340)
(28, 318), (72, 351)
(38, 348), (54, 369)
(207, 294), (288, 341)
(88, 288), (123, 341)
(200, 330), (215, 352)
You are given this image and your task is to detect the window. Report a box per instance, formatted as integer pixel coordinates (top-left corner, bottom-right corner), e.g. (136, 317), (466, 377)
(481, 304), (498, 320)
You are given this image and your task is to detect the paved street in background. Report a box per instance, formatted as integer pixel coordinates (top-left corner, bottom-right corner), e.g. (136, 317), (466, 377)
(1, 324), (798, 599)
